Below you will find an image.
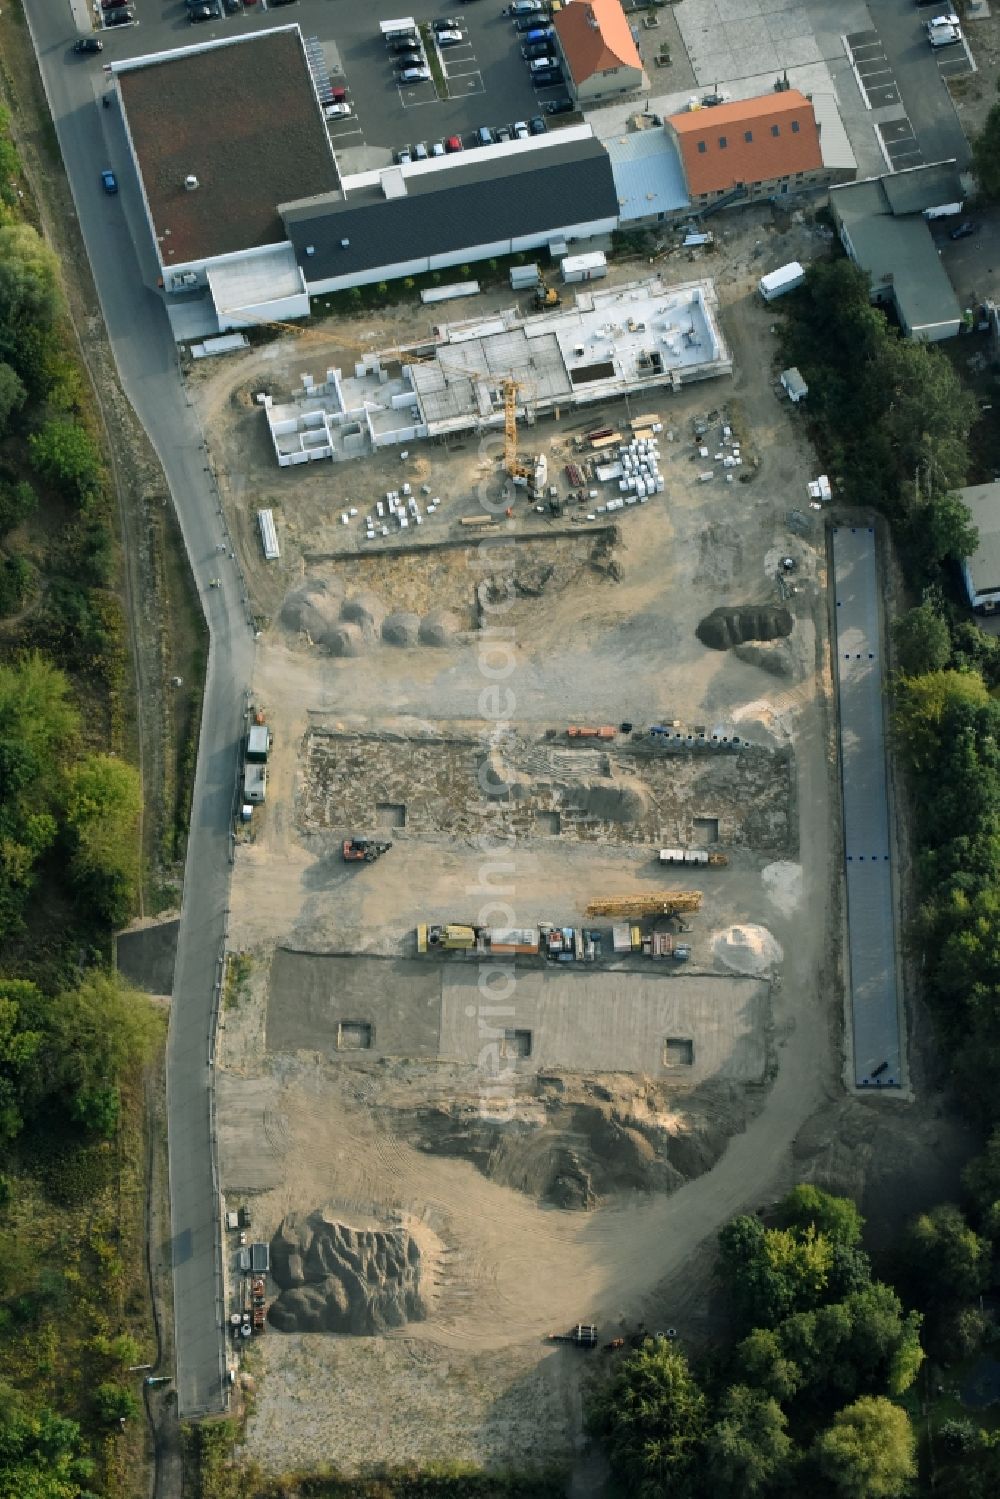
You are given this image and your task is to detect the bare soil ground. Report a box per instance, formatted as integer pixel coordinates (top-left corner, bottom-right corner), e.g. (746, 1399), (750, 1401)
(197, 216), (962, 1479)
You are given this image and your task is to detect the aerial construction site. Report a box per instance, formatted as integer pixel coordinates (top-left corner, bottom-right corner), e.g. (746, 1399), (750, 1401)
(180, 240), (924, 1478)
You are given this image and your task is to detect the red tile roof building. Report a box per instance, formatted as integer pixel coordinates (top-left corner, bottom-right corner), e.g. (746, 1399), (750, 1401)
(666, 92), (828, 205)
(553, 0), (646, 104)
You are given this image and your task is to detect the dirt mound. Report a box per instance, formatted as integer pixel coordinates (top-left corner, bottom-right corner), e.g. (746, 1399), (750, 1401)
(478, 747), (533, 802)
(323, 622), (366, 658)
(713, 923), (783, 975)
(382, 611), (421, 647)
(341, 591), (386, 641)
(697, 605), (793, 651)
(733, 641), (795, 677)
(280, 576), (344, 640)
(419, 609), (460, 646)
(386, 1085), (752, 1210)
(268, 1211), (426, 1335)
(562, 775), (650, 822)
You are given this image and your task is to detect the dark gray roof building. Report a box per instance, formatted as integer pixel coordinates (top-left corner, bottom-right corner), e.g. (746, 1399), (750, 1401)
(282, 139), (619, 284)
(117, 27), (340, 267)
(830, 162), (962, 342)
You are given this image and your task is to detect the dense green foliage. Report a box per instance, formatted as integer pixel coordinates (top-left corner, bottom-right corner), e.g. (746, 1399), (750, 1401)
(972, 103), (1000, 200)
(587, 1339), (707, 1497)
(891, 670), (1000, 1124)
(781, 260), (977, 581)
(811, 1396), (916, 1498)
(0, 90), (153, 1499)
(0, 1387), (98, 1499)
(0, 656), (140, 941)
(588, 1189), (925, 1498)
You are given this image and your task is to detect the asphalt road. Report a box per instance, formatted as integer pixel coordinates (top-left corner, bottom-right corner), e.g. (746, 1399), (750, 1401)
(25, 2), (254, 1419)
(867, 0), (971, 166)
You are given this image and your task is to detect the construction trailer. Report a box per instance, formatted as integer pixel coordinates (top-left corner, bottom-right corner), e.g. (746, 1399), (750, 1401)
(658, 848), (728, 867)
(758, 261), (805, 301)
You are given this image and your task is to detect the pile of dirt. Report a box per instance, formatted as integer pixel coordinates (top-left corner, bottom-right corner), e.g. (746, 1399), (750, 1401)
(324, 622), (366, 658)
(279, 576), (344, 640)
(341, 591), (386, 642)
(390, 1083), (748, 1210)
(713, 923), (783, 975)
(697, 605), (793, 651)
(478, 747), (533, 802)
(562, 775), (650, 822)
(382, 611), (421, 647)
(733, 641), (795, 677)
(268, 1210), (426, 1335)
(419, 609), (460, 646)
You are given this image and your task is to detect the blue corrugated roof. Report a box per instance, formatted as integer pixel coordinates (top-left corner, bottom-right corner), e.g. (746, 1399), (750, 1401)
(606, 129), (689, 222)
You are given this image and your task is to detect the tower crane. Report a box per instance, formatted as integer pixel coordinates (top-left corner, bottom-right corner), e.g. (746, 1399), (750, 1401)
(234, 311), (540, 489)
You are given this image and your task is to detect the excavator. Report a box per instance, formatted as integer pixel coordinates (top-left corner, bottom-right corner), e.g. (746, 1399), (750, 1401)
(342, 837), (392, 863)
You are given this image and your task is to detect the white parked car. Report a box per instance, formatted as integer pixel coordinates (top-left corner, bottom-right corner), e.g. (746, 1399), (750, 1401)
(512, 120), (530, 139)
(926, 13), (962, 44)
(324, 103), (352, 119)
(398, 66), (431, 82)
(436, 30), (463, 45)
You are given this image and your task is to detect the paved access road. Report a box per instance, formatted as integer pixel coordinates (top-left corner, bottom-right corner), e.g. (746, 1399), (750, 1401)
(832, 525), (904, 1091)
(25, 2), (255, 1418)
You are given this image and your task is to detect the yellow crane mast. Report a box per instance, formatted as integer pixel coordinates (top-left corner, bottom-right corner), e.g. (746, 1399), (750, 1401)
(585, 893), (704, 918)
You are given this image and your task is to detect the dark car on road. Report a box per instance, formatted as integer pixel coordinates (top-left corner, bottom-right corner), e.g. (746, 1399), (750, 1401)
(532, 67), (563, 86)
(73, 37), (103, 52)
(545, 96), (574, 114)
(949, 220), (978, 239)
(528, 114), (547, 134)
(101, 169), (118, 195)
(104, 7), (134, 23)
(523, 42), (555, 60)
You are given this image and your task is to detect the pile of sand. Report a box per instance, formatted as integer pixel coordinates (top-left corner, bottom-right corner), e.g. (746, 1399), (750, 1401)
(268, 1211), (426, 1336)
(382, 611), (421, 647)
(280, 576), (344, 640)
(697, 605), (793, 652)
(761, 862), (803, 917)
(419, 609), (460, 646)
(713, 923), (783, 975)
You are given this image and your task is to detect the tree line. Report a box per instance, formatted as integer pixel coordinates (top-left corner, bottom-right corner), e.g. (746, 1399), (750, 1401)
(0, 96), (155, 1499)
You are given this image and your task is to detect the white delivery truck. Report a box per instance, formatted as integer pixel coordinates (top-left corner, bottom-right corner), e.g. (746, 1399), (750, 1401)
(758, 261), (805, 302)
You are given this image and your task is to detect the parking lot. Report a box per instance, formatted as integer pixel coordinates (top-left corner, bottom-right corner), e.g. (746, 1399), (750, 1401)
(88, 1), (573, 167)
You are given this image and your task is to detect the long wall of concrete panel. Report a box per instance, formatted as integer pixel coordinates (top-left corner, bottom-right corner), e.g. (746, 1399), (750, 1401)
(831, 524), (905, 1089)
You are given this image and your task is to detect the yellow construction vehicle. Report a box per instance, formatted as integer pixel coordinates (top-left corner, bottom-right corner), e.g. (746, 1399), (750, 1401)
(585, 892), (703, 919)
(416, 923), (478, 953)
(533, 274), (562, 310)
